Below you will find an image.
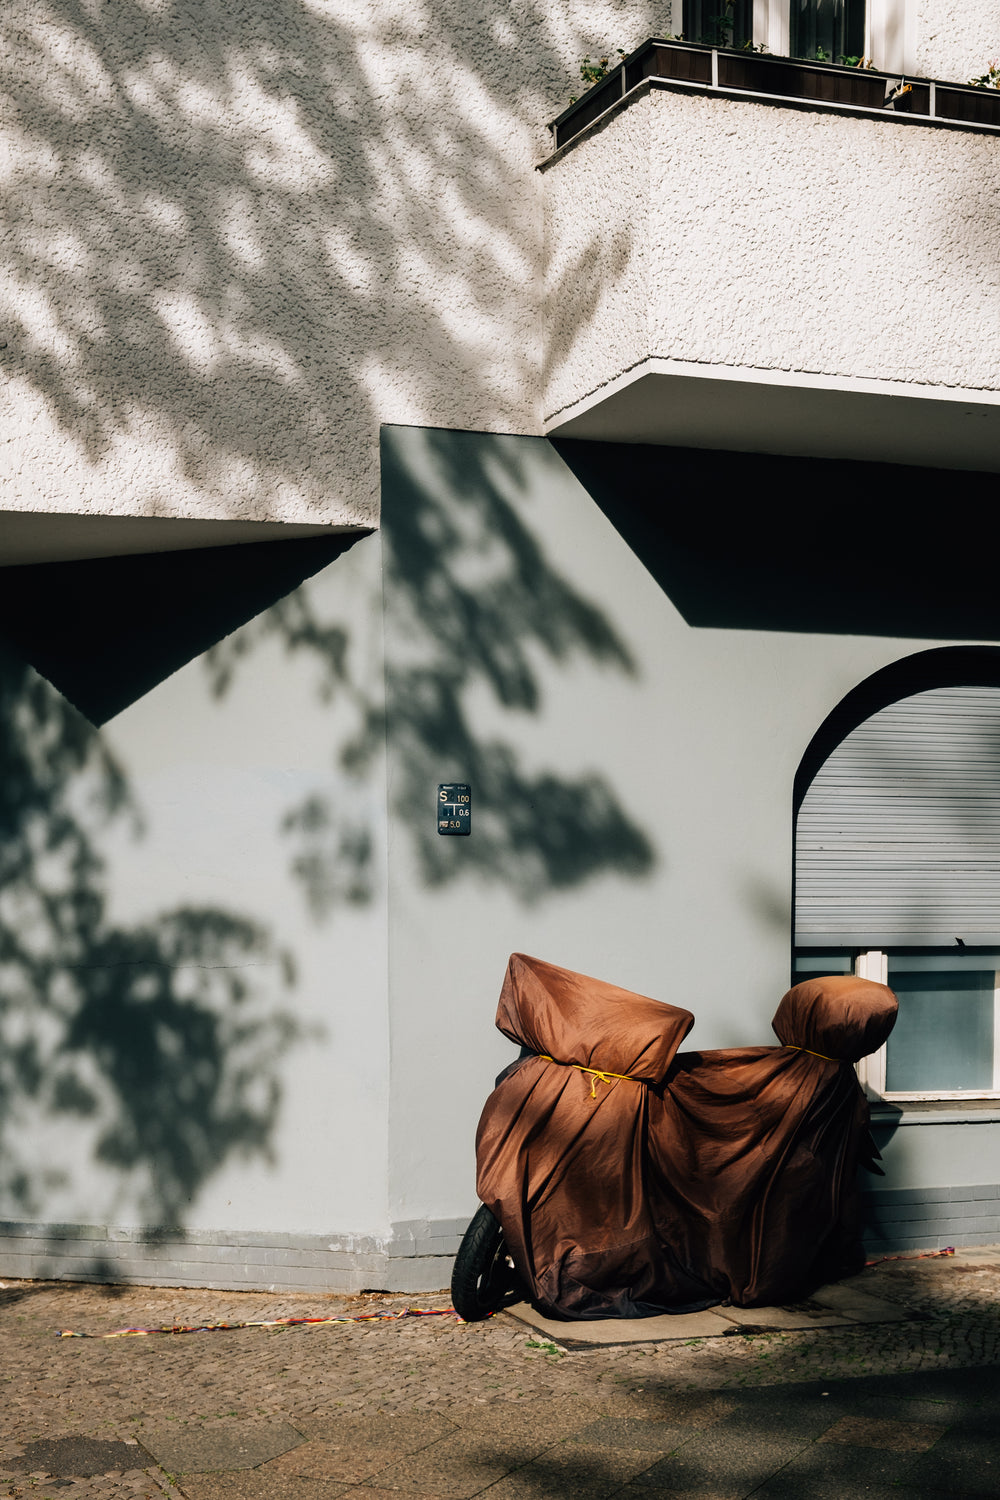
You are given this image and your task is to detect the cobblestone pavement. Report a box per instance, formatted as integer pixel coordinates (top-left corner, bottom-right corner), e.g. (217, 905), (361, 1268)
(3, 1247), (1000, 1499)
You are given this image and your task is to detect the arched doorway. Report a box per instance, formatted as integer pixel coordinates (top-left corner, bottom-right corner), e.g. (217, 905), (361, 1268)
(794, 649), (1000, 1101)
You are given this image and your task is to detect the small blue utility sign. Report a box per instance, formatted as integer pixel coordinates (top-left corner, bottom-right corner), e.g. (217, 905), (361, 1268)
(438, 783), (471, 835)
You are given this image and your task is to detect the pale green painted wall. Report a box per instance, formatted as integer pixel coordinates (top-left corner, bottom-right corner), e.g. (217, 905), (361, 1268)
(0, 535), (392, 1244)
(379, 424), (1000, 1228)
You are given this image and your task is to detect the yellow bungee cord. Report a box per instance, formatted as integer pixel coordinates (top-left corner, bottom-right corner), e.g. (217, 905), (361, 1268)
(538, 1055), (641, 1098)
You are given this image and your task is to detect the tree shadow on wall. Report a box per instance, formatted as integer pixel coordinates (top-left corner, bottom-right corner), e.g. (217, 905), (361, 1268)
(0, 433), (652, 962)
(204, 429), (656, 909)
(0, 531), (377, 927)
(0, 0), (652, 918)
(379, 428), (655, 898)
(0, 0), (627, 520)
(0, 641), (300, 1230)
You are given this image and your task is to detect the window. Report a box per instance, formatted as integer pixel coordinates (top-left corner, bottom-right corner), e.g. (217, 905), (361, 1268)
(794, 950), (1000, 1100)
(685, 0), (913, 72)
(684, 0), (753, 48)
(795, 682), (1000, 1102)
(789, 0), (865, 64)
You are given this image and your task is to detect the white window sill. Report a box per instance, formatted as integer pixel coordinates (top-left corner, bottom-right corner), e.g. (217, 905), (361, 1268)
(870, 1101), (1000, 1125)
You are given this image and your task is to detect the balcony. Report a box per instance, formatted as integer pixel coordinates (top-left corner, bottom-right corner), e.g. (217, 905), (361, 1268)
(542, 41), (1000, 472)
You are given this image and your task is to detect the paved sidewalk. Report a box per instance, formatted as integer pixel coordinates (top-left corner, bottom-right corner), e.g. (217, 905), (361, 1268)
(3, 1246), (1000, 1499)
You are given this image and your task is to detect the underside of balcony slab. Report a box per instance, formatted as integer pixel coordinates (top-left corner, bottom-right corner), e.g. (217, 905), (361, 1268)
(0, 511), (357, 568)
(545, 359), (1000, 473)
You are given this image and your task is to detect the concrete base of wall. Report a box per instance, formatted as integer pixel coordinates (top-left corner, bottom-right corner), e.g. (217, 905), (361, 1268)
(0, 1218), (469, 1295)
(3, 1191), (997, 1293)
(861, 1184), (1000, 1255)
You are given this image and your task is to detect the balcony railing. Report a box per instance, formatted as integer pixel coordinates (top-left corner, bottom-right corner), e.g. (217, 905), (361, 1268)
(549, 39), (1000, 152)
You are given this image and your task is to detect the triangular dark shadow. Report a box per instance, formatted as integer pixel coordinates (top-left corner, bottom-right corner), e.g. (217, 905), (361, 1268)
(0, 531), (368, 726)
(551, 438), (998, 639)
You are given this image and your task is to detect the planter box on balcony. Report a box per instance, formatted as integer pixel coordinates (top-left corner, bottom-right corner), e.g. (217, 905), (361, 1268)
(549, 39), (1000, 152)
(718, 52), (888, 108)
(552, 45), (713, 150)
(624, 43), (713, 93)
(559, 72), (628, 143)
(887, 82), (931, 114)
(936, 85), (1000, 127)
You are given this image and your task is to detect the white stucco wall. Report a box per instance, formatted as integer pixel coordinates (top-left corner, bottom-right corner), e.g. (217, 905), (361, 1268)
(915, 0), (1000, 82)
(543, 93), (652, 426)
(543, 86), (1000, 425)
(4, 2), (996, 535)
(0, 0), (678, 531)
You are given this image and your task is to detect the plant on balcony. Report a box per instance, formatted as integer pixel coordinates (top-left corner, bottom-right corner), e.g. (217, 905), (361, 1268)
(968, 59), (1000, 89)
(568, 41), (690, 103)
(575, 48), (626, 92)
(567, 49), (625, 104)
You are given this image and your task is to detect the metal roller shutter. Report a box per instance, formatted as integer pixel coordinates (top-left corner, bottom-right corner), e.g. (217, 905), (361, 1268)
(795, 686), (1000, 948)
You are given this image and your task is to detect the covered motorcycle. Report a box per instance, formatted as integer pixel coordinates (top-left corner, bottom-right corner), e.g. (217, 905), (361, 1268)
(459, 953), (897, 1319)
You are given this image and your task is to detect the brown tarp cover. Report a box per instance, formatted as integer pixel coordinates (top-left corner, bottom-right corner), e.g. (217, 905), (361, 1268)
(475, 954), (898, 1319)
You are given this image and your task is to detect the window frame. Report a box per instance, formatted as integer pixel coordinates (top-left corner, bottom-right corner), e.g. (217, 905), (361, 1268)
(854, 949), (1000, 1103)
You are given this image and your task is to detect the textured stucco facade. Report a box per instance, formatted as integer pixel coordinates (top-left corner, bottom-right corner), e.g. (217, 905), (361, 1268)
(915, 0), (1000, 83)
(543, 86), (1000, 431)
(0, 0), (679, 532)
(4, 2), (998, 536)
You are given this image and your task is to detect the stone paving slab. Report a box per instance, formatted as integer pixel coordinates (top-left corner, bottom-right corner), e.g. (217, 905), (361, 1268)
(629, 1428), (810, 1494)
(477, 1440), (661, 1499)
(132, 1419), (304, 1474)
(713, 1302), (851, 1332)
(281, 1413), (460, 1483)
(568, 1418), (695, 1452)
(504, 1304), (728, 1345)
(505, 1274), (910, 1346)
(180, 1476), (348, 1499)
(806, 1282), (909, 1321)
(951, 1246), (1000, 1264)
(350, 1436), (535, 1496)
(294, 1413), (456, 1449)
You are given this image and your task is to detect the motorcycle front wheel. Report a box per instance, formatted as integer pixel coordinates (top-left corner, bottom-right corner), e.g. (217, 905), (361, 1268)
(451, 1204), (527, 1321)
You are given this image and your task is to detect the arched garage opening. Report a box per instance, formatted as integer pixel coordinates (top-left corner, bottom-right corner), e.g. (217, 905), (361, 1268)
(794, 648), (1000, 1101)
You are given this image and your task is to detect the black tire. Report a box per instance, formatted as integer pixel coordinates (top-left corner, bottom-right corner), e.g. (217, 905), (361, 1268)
(451, 1204), (526, 1320)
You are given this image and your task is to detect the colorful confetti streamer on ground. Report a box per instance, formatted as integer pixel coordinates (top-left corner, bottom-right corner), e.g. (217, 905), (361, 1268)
(865, 1246), (955, 1267)
(59, 1250), (962, 1336)
(58, 1306), (458, 1338)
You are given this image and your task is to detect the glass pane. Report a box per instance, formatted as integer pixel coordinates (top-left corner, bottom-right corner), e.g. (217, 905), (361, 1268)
(790, 0), (865, 63)
(885, 969), (995, 1092)
(887, 953), (1000, 972)
(793, 954), (853, 973)
(793, 953), (853, 985)
(684, 0), (752, 47)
